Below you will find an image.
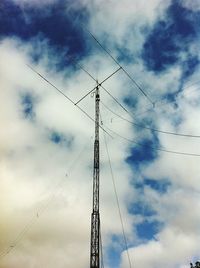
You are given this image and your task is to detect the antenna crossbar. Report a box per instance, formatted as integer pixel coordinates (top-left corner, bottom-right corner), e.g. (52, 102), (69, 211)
(75, 67), (121, 105)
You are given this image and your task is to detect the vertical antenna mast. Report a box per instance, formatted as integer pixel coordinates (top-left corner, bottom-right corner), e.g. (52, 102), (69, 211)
(90, 85), (100, 268)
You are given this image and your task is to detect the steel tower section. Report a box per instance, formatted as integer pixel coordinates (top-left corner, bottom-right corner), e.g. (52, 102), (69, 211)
(90, 85), (100, 268)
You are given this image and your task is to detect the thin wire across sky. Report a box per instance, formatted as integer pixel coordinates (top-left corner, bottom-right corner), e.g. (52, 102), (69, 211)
(27, 65), (200, 157)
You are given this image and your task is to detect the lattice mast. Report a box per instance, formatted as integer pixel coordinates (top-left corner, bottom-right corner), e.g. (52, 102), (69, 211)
(90, 85), (100, 268)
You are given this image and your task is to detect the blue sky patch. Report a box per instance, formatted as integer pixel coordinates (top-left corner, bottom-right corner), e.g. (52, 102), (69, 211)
(144, 178), (171, 194)
(182, 56), (199, 78)
(142, 20), (179, 71)
(142, 0), (200, 74)
(50, 131), (73, 147)
(126, 138), (158, 168)
(134, 178), (171, 194)
(123, 95), (138, 109)
(163, 91), (179, 105)
(0, 0), (89, 65)
(129, 178), (170, 217)
(21, 93), (35, 119)
(136, 219), (162, 240)
(129, 201), (156, 217)
(106, 235), (127, 268)
(106, 244), (121, 268)
(116, 45), (135, 65)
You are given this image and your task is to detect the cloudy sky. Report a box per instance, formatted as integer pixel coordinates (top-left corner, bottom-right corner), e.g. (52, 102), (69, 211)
(1, 0), (200, 267)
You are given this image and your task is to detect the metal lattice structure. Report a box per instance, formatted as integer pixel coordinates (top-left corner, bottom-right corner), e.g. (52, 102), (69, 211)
(90, 85), (100, 268)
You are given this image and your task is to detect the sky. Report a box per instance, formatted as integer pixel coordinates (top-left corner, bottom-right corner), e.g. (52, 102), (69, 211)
(0, 0), (200, 267)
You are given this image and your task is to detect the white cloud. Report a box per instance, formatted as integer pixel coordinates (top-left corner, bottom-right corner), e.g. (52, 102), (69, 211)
(0, 36), (135, 268)
(121, 227), (199, 268)
(181, 0), (200, 11)
(1, 0), (200, 267)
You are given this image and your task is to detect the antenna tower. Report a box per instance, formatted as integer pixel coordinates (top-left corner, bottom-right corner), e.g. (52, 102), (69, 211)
(90, 85), (100, 268)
